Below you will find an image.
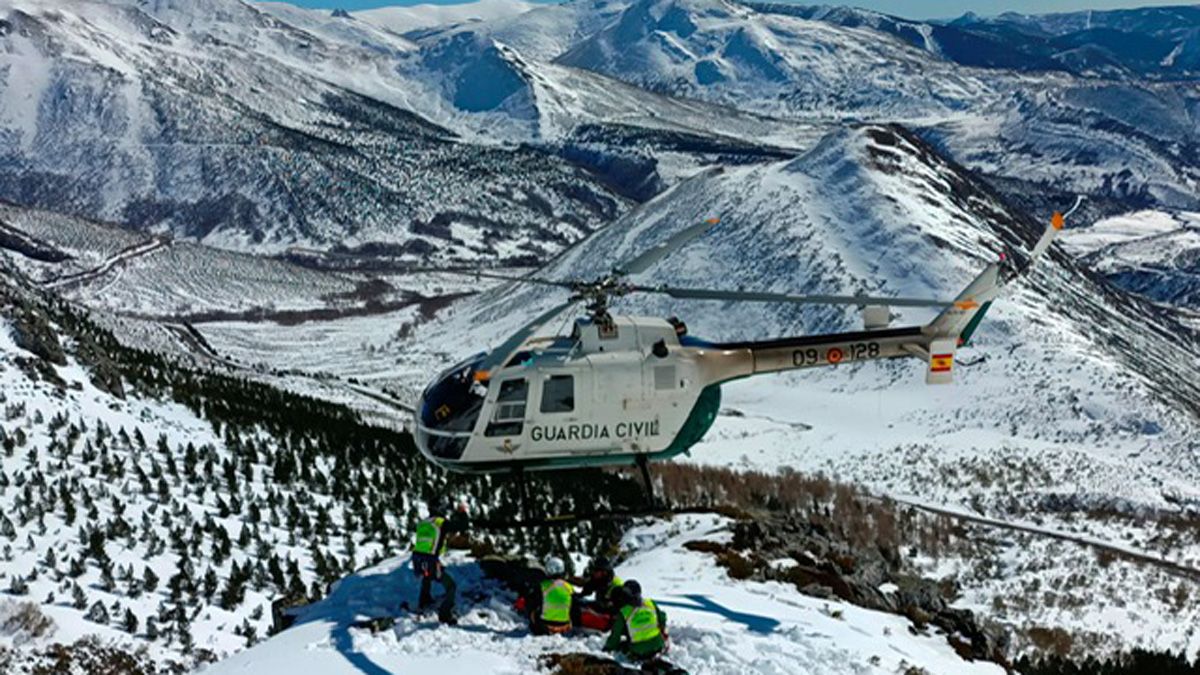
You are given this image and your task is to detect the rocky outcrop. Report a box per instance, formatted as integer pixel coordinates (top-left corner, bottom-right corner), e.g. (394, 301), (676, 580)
(692, 514), (1011, 668)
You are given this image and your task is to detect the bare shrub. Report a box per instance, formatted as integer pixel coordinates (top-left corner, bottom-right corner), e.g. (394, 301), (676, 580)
(0, 600), (56, 643)
(1027, 625), (1074, 657)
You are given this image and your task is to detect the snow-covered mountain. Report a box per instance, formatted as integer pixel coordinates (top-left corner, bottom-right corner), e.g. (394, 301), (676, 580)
(3, 0), (1200, 671)
(554, 0), (992, 119)
(1062, 209), (1200, 310)
(4, 0), (1199, 263)
(954, 4), (1200, 79)
(751, 3), (1200, 80)
(545, 0), (1200, 215)
(353, 0), (536, 33)
(0, 0), (632, 258)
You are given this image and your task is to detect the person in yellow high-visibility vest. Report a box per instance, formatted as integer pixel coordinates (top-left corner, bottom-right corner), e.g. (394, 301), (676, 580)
(527, 556), (576, 635)
(411, 499), (469, 624)
(580, 556), (625, 614)
(604, 580), (668, 660)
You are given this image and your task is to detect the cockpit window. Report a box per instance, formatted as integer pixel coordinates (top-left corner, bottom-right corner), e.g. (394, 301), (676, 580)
(417, 353), (486, 460)
(540, 375), (574, 413)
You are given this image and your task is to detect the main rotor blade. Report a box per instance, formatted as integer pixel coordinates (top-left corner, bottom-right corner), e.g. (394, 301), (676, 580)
(430, 268), (574, 289)
(632, 285), (956, 308)
(476, 300), (579, 379)
(614, 217), (721, 277)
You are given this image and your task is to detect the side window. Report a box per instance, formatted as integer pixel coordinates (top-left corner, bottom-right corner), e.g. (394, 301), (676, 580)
(540, 375), (574, 413)
(486, 378), (527, 437)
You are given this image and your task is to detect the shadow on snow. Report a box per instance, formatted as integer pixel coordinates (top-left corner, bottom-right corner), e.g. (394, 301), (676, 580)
(657, 594), (780, 635)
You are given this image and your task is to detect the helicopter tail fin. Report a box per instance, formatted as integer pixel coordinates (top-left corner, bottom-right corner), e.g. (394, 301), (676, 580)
(920, 202), (1076, 384)
(921, 263), (1000, 384)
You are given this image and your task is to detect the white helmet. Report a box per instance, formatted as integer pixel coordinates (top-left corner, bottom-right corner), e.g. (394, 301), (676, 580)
(544, 556), (565, 576)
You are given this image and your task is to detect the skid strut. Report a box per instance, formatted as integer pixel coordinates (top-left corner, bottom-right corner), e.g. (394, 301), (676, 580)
(636, 454), (657, 510)
(512, 467), (531, 521)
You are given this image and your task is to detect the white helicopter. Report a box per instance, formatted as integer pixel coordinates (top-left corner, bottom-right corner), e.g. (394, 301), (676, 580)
(415, 204), (1075, 501)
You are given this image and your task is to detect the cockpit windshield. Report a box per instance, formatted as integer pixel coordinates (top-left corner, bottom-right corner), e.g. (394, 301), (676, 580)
(416, 352), (487, 461)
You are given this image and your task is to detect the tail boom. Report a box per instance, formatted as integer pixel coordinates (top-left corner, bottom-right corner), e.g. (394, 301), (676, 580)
(694, 204), (1072, 387)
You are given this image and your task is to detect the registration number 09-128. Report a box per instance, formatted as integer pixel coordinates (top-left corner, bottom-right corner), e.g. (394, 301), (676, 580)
(792, 342), (880, 367)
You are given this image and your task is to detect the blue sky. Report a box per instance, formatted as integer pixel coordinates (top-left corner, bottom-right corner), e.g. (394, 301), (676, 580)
(284, 0), (1191, 20)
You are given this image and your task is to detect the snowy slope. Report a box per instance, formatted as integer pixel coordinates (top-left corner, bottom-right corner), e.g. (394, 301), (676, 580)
(1062, 209), (1200, 310)
(0, 305), (273, 664)
(0, 264), (541, 669)
(0, 0), (629, 256)
(206, 514), (1004, 675)
(4, 0), (1199, 256)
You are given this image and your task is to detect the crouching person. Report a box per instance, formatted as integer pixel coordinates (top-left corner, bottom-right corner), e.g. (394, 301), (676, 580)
(528, 556), (575, 635)
(604, 580), (668, 661)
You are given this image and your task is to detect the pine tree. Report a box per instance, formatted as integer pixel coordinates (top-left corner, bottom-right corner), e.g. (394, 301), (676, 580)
(145, 616), (159, 640)
(143, 566), (159, 593)
(84, 600), (109, 624)
(203, 567), (219, 601)
(71, 582), (87, 609)
(7, 573), (28, 595)
(219, 561), (246, 610)
(175, 606), (193, 653)
(99, 563), (115, 592)
(123, 608), (139, 635)
(0, 513), (15, 539)
(126, 572), (142, 598)
(62, 490), (76, 525)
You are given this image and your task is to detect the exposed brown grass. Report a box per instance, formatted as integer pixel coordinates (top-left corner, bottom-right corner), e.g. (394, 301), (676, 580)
(647, 463), (966, 558)
(1027, 626), (1075, 657)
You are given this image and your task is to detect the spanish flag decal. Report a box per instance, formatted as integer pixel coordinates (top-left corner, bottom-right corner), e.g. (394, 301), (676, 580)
(931, 353), (954, 373)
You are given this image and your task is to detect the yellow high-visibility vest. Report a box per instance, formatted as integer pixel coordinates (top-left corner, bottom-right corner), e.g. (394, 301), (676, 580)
(605, 575), (624, 601)
(412, 517), (445, 555)
(540, 579), (574, 623)
(620, 599), (661, 644)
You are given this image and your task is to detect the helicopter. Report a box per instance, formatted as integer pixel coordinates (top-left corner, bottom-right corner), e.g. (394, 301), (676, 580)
(414, 202), (1077, 504)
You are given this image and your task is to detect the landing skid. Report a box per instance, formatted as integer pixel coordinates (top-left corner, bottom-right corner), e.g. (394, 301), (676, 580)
(475, 505), (714, 531)
(487, 456), (675, 530)
(507, 455), (659, 522)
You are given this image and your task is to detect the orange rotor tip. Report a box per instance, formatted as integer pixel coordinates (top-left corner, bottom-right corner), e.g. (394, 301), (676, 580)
(473, 370), (490, 382)
(705, 217), (720, 224)
(955, 300), (980, 311)
(1051, 212), (1065, 230)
